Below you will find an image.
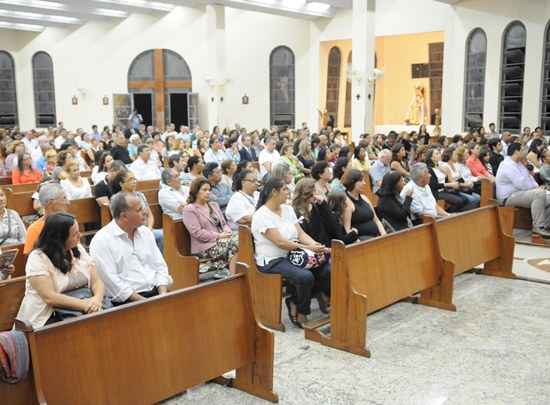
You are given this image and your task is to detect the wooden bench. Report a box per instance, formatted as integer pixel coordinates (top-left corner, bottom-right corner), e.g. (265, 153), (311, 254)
(17, 268), (277, 404)
(237, 225), (285, 332)
(99, 188), (162, 229)
(305, 221), (456, 357)
(5, 183), (40, 194)
(430, 205), (516, 279)
(136, 178), (160, 191)
(162, 213), (200, 290)
(6, 189), (36, 217)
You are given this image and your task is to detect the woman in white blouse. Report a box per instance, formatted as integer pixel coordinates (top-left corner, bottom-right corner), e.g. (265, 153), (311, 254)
(17, 212), (105, 329)
(251, 177), (331, 328)
(91, 151), (113, 185)
(60, 160), (92, 200)
(225, 169), (258, 229)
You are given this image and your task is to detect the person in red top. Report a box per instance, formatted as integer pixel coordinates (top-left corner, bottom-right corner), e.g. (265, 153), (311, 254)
(466, 144), (495, 182)
(11, 152), (42, 185)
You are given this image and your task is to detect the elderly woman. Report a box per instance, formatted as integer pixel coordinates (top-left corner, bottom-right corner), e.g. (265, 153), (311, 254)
(16, 213), (105, 329)
(60, 160), (92, 200)
(225, 169), (258, 229)
(0, 188), (26, 246)
(182, 177), (238, 278)
(12, 152), (42, 184)
(344, 169), (386, 240)
(252, 178), (331, 327)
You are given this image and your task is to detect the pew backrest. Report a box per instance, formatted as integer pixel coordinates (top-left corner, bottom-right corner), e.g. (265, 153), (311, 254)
(24, 272), (277, 404)
(0, 276), (26, 331)
(136, 179), (160, 191)
(6, 189), (36, 217)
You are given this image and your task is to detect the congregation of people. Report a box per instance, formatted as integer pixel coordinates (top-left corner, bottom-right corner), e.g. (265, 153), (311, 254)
(0, 118), (549, 337)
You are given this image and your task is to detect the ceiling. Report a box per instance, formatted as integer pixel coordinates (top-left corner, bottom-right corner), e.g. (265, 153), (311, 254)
(0, 0), (355, 32)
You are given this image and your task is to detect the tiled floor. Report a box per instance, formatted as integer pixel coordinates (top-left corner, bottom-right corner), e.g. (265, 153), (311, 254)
(165, 245), (550, 405)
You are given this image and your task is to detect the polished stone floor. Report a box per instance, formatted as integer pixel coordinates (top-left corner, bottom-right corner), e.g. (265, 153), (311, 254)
(165, 245), (550, 405)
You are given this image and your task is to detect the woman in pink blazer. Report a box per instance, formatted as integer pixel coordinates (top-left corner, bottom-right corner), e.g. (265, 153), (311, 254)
(182, 177), (238, 278)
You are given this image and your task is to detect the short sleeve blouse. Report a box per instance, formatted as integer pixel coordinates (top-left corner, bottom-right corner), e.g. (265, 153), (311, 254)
(251, 204), (298, 266)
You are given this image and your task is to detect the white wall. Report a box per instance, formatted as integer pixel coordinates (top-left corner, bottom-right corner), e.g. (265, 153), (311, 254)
(442, 0), (550, 134)
(0, 5), (313, 131)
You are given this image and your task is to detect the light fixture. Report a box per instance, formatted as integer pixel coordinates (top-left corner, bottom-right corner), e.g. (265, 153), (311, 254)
(0, 8), (80, 23)
(0, 19), (43, 30)
(94, 0), (176, 12)
(93, 7), (127, 17)
(0, 0), (66, 11)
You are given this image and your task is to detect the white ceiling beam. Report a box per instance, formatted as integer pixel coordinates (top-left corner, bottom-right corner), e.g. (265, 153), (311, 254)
(193, 0), (336, 19)
(0, 1), (128, 20)
(0, 13), (72, 26)
(0, 19), (43, 31)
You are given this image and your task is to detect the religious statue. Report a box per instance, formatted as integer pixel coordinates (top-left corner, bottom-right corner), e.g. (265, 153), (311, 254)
(318, 108), (329, 128)
(405, 85), (427, 125)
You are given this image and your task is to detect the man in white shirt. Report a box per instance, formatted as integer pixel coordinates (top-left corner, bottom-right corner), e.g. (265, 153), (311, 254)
(158, 169), (189, 217)
(90, 192), (173, 304)
(400, 163), (449, 219)
(258, 137), (280, 178)
(204, 138), (227, 165)
(22, 131), (38, 153)
(129, 145), (161, 180)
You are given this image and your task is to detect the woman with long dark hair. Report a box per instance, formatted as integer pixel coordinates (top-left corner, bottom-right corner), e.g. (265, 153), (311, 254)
(17, 213), (105, 328)
(251, 178), (331, 328)
(376, 172), (414, 231)
(12, 152), (42, 184)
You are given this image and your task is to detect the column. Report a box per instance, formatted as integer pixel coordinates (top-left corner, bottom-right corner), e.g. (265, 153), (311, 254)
(205, 5), (227, 131)
(351, 0), (376, 142)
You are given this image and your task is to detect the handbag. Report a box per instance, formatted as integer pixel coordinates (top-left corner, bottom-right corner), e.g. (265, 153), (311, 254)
(52, 287), (113, 321)
(287, 247), (327, 269)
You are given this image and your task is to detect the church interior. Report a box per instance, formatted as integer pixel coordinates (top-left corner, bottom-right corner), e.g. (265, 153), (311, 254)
(1, 0), (550, 404)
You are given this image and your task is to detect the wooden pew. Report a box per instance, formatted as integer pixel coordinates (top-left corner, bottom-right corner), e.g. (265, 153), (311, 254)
(162, 213), (200, 290)
(136, 178), (160, 191)
(6, 183), (40, 194)
(6, 189), (36, 217)
(305, 222), (456, 357)
(429, 205), (516, 279)
(0, 275), (26, 330)
(20, 269), (278, 404)
(237, 226), (285, 332)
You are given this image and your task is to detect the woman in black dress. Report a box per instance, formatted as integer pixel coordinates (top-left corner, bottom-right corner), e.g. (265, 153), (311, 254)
(376, 172), (414, 231)
(343, 169), (386, 240)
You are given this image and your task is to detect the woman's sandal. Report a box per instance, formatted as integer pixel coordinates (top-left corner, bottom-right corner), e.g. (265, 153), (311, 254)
(285, 297), (303, 329)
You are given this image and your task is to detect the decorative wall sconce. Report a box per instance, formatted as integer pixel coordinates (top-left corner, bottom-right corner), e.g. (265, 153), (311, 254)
(220, 97), (224, 103)
(211, 97), (215, 102)
(102, 95), (109, 106)
(355, 94), (361, 101)
(242, 94), (249, 105)
(71, 95), (78, 105)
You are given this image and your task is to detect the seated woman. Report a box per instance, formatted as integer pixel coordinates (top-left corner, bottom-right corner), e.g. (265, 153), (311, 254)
(280, 144), (305, 183)
(16, 212), (105, 329)
(42, 149), (58, 177)
(110, 170), (163, 252)
(220, 159), (237, 189)
(182, 177), (238, 278)
(12, 152), (42, 184)
(351, 141), (370, 176)
(60, 160), (93, 200)
(293, 178), (358, 247)
(226, 169), (258, 229)
(390, 142), (410, 178)
(466, 144), (495, 182)
(343, 169), (386, 240)
(91, 151), (113, 185)
(180, 155), (204, 186)
(330, 157), (349, 193)
(540, 148), (550, 186)
(526, 139), (545, 170)
(311, 161), (332, 201)
(0, 188), (27, 246)
(376, 172), (414, 231)
(425, 148), (473, 213)
(251, 178), (331, 327)
(297, 139), (315, 174)
(439, 147), (480, 207)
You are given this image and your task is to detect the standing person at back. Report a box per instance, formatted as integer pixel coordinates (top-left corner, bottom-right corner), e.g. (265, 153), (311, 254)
(90, 192), (173, 305)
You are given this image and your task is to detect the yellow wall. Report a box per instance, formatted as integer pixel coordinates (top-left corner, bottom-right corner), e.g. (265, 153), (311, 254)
(320, 31), (444, 128)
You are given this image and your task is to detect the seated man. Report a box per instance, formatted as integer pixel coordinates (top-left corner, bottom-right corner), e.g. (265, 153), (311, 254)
(496, 143), (550, 237)
(24, 182), (69, 254)
(90, 192), (173, 304)
(129, 145), (161, 180)
(400, 163), (449, 220)
(204, 162), (232, 211)
(159, 168), (189, 217)
(370, 149), (392, 193)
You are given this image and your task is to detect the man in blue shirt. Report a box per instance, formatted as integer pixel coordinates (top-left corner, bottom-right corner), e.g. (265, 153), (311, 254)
(370, 149), (392, 193)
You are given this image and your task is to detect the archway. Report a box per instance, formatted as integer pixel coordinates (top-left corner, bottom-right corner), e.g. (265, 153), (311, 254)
(127, 49), (197, 129)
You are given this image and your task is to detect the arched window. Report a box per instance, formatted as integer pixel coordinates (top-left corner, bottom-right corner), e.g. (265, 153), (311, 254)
(0, 51), (18, 128)
(499, 21), (526, 134)
(541, 21), (550, 134)
(32, 51), (56, 127)
(269, 46), (295, 128)
(463, 29), (487, 130)
(344, 52), (352, 128)
(326, 47), (341, 125)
